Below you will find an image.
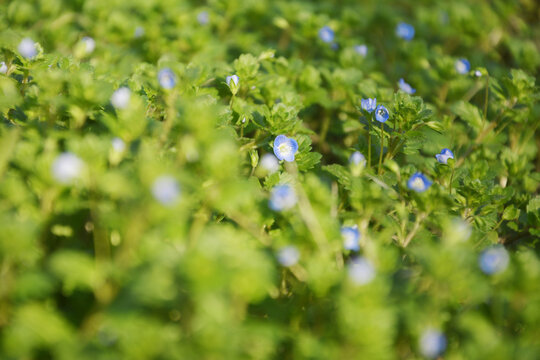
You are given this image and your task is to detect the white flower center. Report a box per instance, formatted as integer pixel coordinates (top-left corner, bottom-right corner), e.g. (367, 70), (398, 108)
(410, 177), (425, 191)
(278, 143), (292, 156)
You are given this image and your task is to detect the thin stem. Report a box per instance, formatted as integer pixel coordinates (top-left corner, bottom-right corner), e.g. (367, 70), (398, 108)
(378, 121), (384, 175)
(449, 166), (455, 194)
(367, 114), (372, 168)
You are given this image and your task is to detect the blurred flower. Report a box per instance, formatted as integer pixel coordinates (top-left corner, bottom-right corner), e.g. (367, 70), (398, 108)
(479, 246), (509, 275)
(419, 329), (447, 358)
(226, 74), (239, 95)
(134, 26), (145, 38)
(330, 42), (339, 51)
(81, 36), (95, 54)
(398, 78), (416, 94)
(0, 61), (7, 74)
(111, 87), (131, 109)
(158, 68), (176, 89)
(18, 38), (37, 59)
(111, 137), (126, 153)
(152, 175), (181, 206)
(455, 58), (470, 74)
(435, 148), (454, 165)
(349, 151), (366, 167)
(52, 152), (84, 184)
(348, 257), (375, 285)
(197, 11), (209, 25)
(269, 184), (297, 211)
(318, 26), (335, 43)
(341, 226), (360, 251)
(375, 105), (389, 123)
(396, 22), (415, 41)
(277, 246), (300, 267)
(475, 70), (482, 77)
(407, 172), (432, 192)
(354, 44), (367, 57)
(260, 153), (279, 173)
(273, 135), (299, 162)
(361, 98), (377, 113)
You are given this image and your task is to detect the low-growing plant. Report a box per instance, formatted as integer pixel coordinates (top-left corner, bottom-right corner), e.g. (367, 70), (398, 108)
(0, 0), (539, 359)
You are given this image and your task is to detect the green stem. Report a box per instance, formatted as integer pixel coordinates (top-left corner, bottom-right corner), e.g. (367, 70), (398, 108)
(367, 114), (372, 168)
(449, 166), (455, 194)
(378, 121), (384, 175)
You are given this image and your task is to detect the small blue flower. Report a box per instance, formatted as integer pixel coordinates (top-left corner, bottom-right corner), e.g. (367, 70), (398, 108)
(152, 175), (181, 206)
(479, 246), (509, 275)
(349, 151), (366, 167)
(81, 36), (95, 54)
(52, 152), (84, 184)
(134, 26), (145, 38)
(269, 184), (297, 211)
(260, 153), (279, 174)
(455, 58), (470, 74)
(197, 11), (209, 25)
(419, 329), (447, 359)
(18, 38), (37, 59)
(435, 148), (454, 165)
(273, 135), (299, 162)
(396, 22), (415, 41)
(111, 137), (126, 153)
(475, 70), (482, 77)
(348, 257), (375, 285)
(277, 246), (300, 267)
(341, 226), (360, 251)
(0, 61), (7, 74)
(407, 172), (432, 192)
(398, 78), (416, 94)
(158, 68), (176, 89)
(375, 105), (389, 123)
(111, 87), (131, 109)
(226, 74), (239, 88)
(361, 98), (377, 113)
(318, 26), (335, 43)
(354, 44), (368, 57)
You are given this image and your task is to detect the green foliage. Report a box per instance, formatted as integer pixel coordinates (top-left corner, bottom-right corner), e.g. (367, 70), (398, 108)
(0, 0), (539, 359)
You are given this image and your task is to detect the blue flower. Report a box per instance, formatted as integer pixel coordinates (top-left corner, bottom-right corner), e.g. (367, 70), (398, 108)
(419, 329), (447, 359)
(354, 44), (368, 57)
(226, 74), (239, 88)
(18, 38), (37, 59)
(349, 151), (366, 167)
(197, 11), (209, 25)
(52, 152), (84, 184)
(111, 87), (131, 109)
(152, 175), (181, 206)
(479, 246), (509, 275)
(455, 58), (470, 74)
(81, 36), (95, 54)
(0, 61), (7, 74)
(475, 70), (482, 77)
(134, 26), (145, 38)
(398, 78), (416, 94)
(348, 257), (375, 285)
(318, 26), (335, 43)
(361, 98), (377, 113)
(277, 246), (300, 267)
(375, 105), (389, 123)
(260, 153), (279, 173)
(269, 184), (297, 211)
(407, 172), (432, 192)
(396, 22), (415, 41)
(158, 68), (176, 89)
(273, 135), (299, 162)
(435, 148), (454, 165)
(341, 226), (360, 251)
(111, 137), (126, 153)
